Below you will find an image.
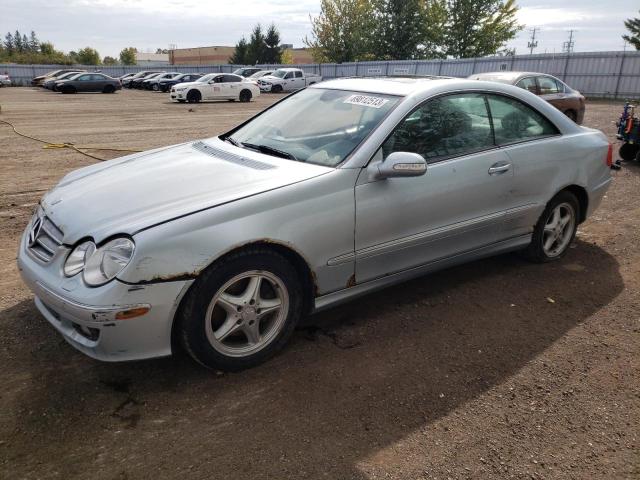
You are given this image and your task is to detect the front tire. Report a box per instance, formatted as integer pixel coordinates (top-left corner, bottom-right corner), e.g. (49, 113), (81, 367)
(272, 84), (283, 93)
(186, 90), (201, 103)
(239, 89), (252, 102)
(179, 249), (303, 371)
(523, 191), (579, 263)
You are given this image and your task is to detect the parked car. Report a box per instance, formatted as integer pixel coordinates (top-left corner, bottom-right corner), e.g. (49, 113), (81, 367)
(233, 67), (263, 78)
(55, 73), (122, 94)
(43, 71), (83, 90)
(258, 68), (322, 93)
(119, 73), (136, 83)
(143, 72), (181, 91)
(158, 73), (203, 92)
(122, 71), (163, 88)
(247, 70), (274, 80)
(468, 72), (586, 124)
(0, 73), (11, 87)
(31, 69), (82, 87)
(18, 77), (612, 371)
(170, 73), (259, 103)
(131, 72), (165, 89)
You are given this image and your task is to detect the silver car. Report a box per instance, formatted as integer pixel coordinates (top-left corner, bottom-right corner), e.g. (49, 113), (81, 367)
(18, 78), (612, 371)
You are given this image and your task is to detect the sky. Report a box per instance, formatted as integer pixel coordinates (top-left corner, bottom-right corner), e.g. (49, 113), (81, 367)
(1, 0), (638, 58)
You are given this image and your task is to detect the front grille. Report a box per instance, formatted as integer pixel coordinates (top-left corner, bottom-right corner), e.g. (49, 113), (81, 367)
(27, 210), (64, 263)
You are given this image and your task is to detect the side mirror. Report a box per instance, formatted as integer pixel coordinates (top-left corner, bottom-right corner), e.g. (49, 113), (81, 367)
(376, 152), (427, 179)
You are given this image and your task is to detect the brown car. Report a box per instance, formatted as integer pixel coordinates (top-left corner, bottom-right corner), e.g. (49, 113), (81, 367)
(468, 71), (586, 124)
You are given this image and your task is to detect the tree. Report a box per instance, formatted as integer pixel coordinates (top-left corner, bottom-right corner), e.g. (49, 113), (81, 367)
(229, 37), (249, 64)
(4, 32), (14, 55)
(441, 0), (522, 58)
(304, 0), (374, 63)
(371, 0), (444, 60)
(103, 56), (117, 65)
(246, 24), (266, 64)
(119, 47), (137, 65)
(74, 47), (101, 65)
(28, 31), (39, 52)
(14, 30), (23, 52)
(263, 23), (282, 63)
(623, 10), (640, 50)
(281, 49), (294, 64)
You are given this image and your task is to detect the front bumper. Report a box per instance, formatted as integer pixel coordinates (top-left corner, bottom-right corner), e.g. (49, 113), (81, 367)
(17, 229), (192, 362)
(259, 84), (273, 92)
(170, 90), (186, 101)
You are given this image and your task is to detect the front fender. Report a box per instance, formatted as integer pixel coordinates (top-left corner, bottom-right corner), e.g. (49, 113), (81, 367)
(117, 169), (359, 296)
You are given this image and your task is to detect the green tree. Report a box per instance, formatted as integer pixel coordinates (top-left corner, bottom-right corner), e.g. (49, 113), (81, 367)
(623, 10), (640, 50)
(28, 30), (39, 52)
(74, 47), (101, 65)
(14, 30), (23, 52)
(246, 24), (266, 64)
(371, 0), (444, 60)
(4, 33), (14, 55)
(263, 23), (282, 63)
(119, 47), (137, 65)
(103, 56), (117, 65)
(229, 37), (249, 64)
(441, 0), (522, 58)
(304, 0), (374, 63)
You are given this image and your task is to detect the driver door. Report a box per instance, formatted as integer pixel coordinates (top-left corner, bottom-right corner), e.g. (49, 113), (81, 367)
(354, 93), (514, 283)
(203, 75), (222, 100)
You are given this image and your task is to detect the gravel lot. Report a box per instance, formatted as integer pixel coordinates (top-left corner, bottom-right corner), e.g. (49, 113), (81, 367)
(0, 88), (638, 480)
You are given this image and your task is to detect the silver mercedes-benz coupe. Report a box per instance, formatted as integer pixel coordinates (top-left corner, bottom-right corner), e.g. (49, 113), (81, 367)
(18, 77), (613, 370)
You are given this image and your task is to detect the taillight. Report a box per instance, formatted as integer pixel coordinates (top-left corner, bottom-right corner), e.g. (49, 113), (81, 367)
(606, 143), (613, 167)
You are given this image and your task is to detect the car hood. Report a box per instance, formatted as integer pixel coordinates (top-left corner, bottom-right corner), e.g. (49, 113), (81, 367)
(40, 138), (333, 244)
(259, 75), (283, 83)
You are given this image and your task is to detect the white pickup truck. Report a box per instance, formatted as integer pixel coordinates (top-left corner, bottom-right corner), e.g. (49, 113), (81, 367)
(257, 68), (322, 93)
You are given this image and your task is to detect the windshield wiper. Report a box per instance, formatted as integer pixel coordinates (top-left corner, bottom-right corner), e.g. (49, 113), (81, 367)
(222, 135), (241, 147)
(241, 142), (298, 161)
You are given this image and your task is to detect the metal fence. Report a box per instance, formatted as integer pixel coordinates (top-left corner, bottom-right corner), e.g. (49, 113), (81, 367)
(2, 50), (640, 98)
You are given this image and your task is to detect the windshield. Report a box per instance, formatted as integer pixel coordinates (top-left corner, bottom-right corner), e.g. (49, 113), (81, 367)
(227, 88), (399, 167)
(271, 70), (288, 78)
(198, 74), (216, 83)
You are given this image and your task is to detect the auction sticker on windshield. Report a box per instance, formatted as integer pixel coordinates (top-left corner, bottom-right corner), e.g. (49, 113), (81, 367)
(344, 94), (389, 108)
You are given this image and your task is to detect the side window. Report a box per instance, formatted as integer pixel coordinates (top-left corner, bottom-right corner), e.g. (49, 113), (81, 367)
(537, 76), (559, 95)
(295, 71), (303, 78)
(382, 93), (494, 163)
(91, 75), (104, 81)
(515, 77), (538, 94)
(78, 75), (92, 81)
(487, 95), (558, 145)
(284, 72), (293, 79)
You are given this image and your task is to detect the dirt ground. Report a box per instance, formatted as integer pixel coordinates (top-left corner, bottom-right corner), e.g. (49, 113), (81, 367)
(0, 88), (638, 480)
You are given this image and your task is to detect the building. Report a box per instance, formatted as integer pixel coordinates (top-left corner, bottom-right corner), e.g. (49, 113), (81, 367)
(169, 46), (314, 65)
(135, 52), (170, 66)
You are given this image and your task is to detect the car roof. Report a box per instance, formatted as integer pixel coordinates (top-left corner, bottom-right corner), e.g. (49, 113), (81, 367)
(311, 76), (466, 96)
(469, 71), (558, 83)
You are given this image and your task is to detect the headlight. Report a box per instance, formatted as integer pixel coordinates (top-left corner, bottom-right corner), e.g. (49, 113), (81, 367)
(63, 241), (96, 277)
(83, 237), (135, 286)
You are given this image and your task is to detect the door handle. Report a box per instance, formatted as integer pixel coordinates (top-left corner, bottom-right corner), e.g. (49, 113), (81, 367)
(488, 163), (511, 175)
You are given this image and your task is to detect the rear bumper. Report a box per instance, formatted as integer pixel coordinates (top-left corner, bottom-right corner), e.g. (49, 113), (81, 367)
(586, 176), (612, 218)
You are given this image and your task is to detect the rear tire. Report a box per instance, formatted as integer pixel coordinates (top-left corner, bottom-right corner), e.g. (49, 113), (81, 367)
(239, 89), (252, 102)
(619, 142), (639, 162)
(178, 249), (303, 371)
(186, 90), (201, 103)
(523, 191), (579, 263)
(103, 85), (115, 94)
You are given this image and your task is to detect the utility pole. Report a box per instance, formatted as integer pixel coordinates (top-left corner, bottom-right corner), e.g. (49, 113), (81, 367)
(562, 30), (575, 53)
(527, 27), (539, 55)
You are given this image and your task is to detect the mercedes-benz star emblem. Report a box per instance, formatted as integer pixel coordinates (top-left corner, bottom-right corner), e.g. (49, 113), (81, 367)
(28, 217), (43, 247)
